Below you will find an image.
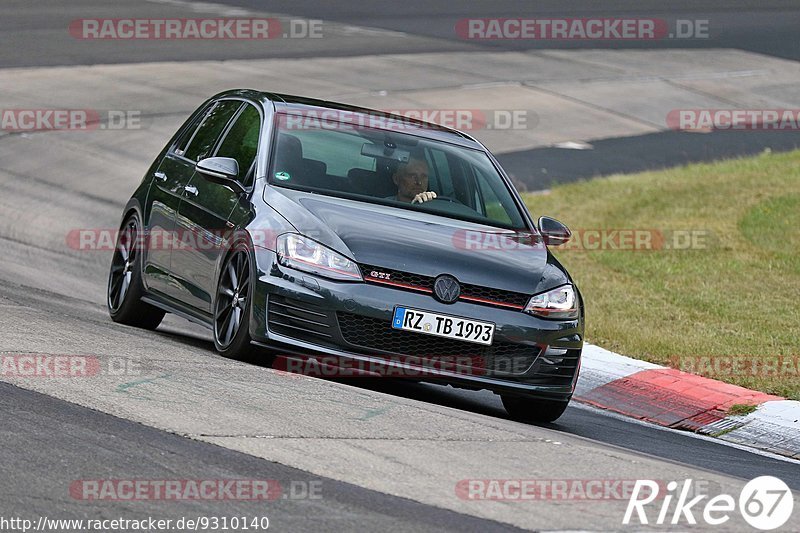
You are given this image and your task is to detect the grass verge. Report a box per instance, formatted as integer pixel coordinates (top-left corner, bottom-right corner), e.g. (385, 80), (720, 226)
(522, 149), (800, 399)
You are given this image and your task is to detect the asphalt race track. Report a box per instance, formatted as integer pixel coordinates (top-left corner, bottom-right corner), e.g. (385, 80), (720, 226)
(3, 0), (799, 183)
(206, 0), (800, 60)
(1, 1), (799, 531)
(3, 0), (798, 65)
(0, 383), (524, 532)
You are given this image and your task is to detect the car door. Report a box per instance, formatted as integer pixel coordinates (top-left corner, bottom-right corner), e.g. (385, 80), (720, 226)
(147, 99), (243, 302)
(170, 101), (262, 315)
(142, 103), (213, 296)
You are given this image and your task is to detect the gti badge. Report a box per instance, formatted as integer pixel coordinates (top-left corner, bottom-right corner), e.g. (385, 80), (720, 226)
(369, 270), (391, 280)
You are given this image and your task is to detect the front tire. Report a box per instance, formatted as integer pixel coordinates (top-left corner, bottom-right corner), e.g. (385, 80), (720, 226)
(213, 245), (254, 360)
(502, 395), (570, 423)
(107, 213), (165, 330)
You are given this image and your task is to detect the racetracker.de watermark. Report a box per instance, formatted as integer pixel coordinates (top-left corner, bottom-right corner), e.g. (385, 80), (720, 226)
(68, 18), (322, 39)
(0, 354), (100, 378)
(457, 479), (654, 501)
(277, 109), (535, 132)
(67, 228), (276, 252)
(455, 479), (722, 501)
(455, 18), (709, 40)
(0, 354), (155, 378)
(668, 109), (800, 131)
(0, 109), (141, 132)
(69, 479), (322, 501)
(669, 355), (800, 378)
(272, 354), (496, 378)
(452, 229), (715, 252)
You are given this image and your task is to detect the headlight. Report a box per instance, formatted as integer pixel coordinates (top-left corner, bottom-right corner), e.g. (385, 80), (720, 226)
(524, 284), (578, 319)
(276, 233), (362, 281)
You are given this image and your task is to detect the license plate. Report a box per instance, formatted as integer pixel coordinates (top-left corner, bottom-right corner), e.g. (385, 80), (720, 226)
(391, 307), (495, 346)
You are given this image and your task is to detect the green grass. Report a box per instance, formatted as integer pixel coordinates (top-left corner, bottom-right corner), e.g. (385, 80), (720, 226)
(522, 149), (800, 399)
(728, 404), (758, 416)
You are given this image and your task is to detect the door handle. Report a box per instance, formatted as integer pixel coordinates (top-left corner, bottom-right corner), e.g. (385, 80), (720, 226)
(154, 171), (167, 182)
(184, 185), (199, 197)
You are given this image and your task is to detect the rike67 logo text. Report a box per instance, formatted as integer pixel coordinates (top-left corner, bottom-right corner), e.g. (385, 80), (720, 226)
(624, 477), (794, 530)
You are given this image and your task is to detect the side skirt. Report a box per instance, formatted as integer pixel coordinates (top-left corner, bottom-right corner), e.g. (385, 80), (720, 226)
(141, 293), (214, 330)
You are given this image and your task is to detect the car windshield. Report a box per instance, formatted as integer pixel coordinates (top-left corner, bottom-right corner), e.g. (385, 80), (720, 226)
(267, 114), (528, 230)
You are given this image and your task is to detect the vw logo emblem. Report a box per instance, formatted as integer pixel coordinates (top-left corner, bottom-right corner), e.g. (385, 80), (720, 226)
(433, 275), (461, 304)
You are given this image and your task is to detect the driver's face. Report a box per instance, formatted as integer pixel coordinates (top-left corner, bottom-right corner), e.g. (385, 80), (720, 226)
(393, 159), (429, 201)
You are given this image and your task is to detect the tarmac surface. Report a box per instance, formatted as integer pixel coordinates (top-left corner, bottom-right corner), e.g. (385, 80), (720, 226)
(1, 1), (798, 530)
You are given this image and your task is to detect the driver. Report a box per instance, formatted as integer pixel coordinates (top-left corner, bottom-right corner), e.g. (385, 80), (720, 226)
(386, 156), (437, 204)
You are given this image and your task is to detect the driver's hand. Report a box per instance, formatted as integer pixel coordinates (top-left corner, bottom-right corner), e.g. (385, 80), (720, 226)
(412, 191), (437, 204)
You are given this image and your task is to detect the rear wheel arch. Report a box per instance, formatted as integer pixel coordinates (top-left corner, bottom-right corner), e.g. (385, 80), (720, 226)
(107, 210), (165, 330)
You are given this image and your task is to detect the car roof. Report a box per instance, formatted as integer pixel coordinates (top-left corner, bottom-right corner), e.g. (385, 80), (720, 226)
(211, 89), (485, 150)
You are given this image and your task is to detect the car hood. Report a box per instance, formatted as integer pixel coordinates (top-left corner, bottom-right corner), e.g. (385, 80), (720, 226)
(267, 188), (565, 295)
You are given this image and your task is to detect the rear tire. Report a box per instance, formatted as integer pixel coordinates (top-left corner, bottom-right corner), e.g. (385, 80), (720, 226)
(107, 213), (165, 330)
(502, 395), (569, 423)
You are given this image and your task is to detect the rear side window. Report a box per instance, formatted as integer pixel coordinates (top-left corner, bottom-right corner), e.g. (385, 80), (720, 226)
(183, 100), (241, 162)
(173, 103), (213, 157)
(215, 103), (261, 187)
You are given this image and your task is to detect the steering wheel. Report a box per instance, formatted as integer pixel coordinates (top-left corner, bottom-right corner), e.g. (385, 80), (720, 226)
(429, 195), (458, 204)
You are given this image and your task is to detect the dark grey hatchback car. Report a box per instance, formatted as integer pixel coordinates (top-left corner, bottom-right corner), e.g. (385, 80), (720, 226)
(108, 90), (584, 422)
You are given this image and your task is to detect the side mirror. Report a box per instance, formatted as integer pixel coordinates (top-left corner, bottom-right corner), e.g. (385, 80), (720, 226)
(196, 157), (244, 193)
(538, 216), (571, 246)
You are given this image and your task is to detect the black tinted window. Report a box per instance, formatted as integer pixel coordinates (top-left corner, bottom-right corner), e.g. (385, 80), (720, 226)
(173, 103), (214, 156)
(215, 104), (261, 187)
(184, 100), (241, 162)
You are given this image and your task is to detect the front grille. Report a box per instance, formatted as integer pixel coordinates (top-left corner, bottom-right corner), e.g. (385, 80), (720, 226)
(359, 263), (529, 309)
(362, 265), (434, 291)
(268, 296), (335, 342)
(459, 282), (529, 308)
(337, 311), (541, 376)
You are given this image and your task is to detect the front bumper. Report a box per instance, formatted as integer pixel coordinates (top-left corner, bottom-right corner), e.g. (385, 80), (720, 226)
(250, 249), (583, 401)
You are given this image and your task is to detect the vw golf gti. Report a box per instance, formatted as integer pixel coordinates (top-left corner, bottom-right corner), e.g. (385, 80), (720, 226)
(107, 90), (584, 422)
